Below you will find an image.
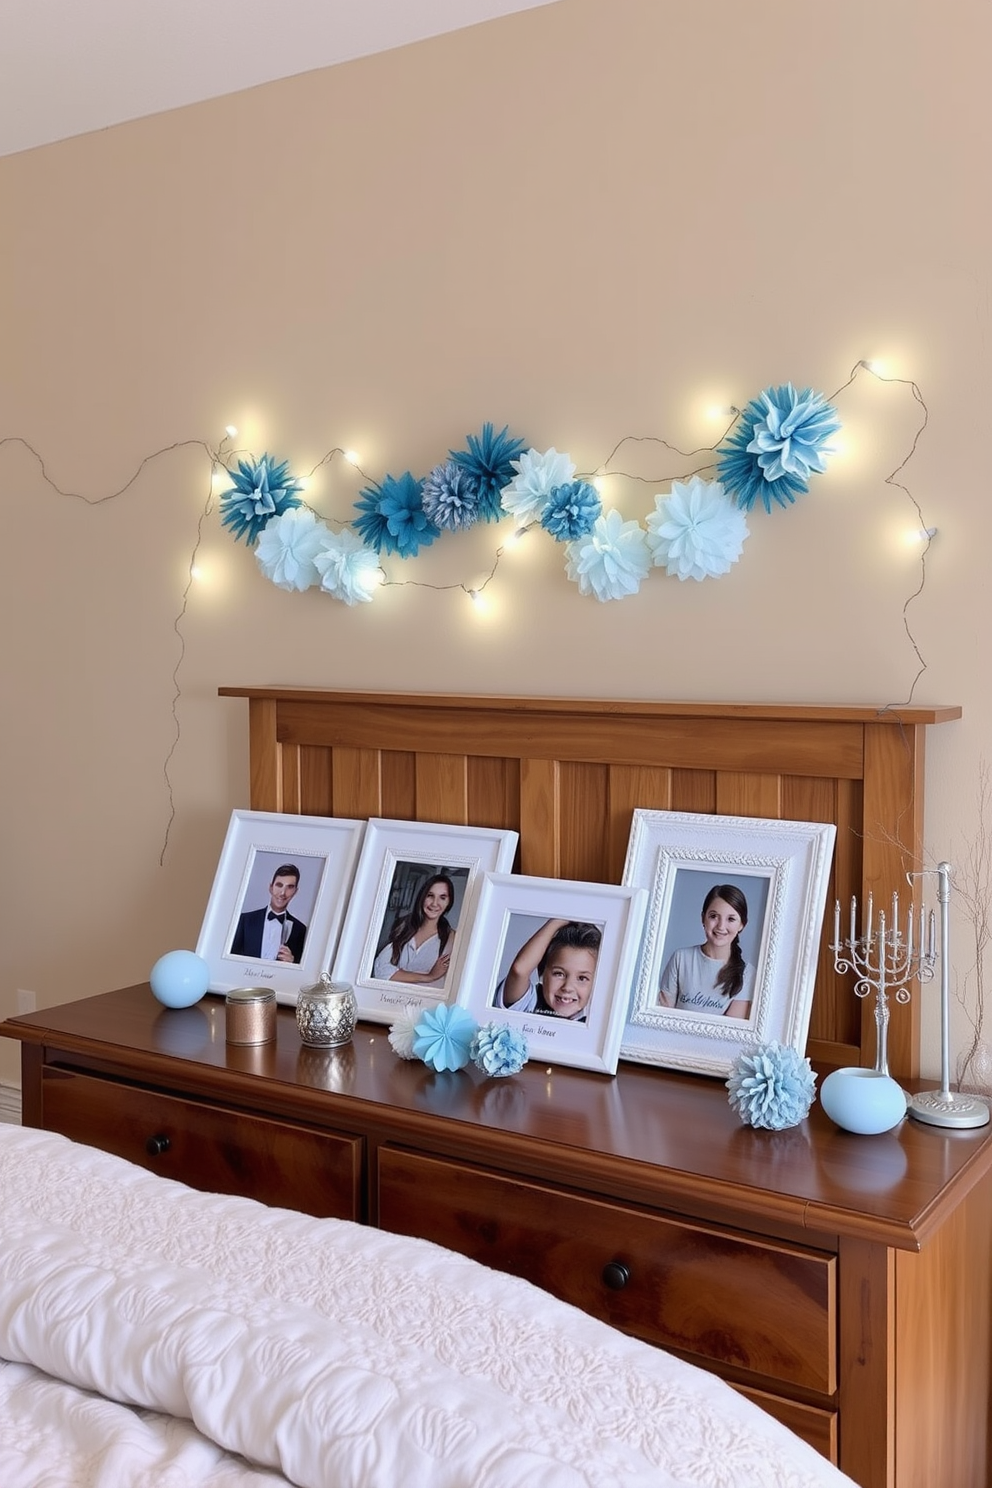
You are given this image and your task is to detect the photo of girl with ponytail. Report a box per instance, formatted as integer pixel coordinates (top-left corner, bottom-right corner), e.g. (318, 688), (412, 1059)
(657, 882), (756, 1019)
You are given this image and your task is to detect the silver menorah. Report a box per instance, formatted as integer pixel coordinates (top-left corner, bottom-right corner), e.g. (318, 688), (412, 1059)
(831, 884), (936, 1081)
(831, 864), (989, 1129)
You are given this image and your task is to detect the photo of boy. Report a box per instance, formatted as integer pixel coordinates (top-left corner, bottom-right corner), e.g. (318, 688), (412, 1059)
(492, 916), (602, 1023)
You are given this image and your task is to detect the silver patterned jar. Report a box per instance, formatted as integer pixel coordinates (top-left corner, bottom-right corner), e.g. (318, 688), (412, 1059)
(295, 972), (357, 1048)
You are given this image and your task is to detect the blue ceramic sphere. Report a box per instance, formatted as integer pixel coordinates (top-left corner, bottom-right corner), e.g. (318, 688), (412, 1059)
(149, 949), (211, 1009)
(820, 1066), (907, 1135)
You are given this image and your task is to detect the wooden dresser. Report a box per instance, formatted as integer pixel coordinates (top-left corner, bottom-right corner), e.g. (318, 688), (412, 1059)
(4, 984), (991, 1488)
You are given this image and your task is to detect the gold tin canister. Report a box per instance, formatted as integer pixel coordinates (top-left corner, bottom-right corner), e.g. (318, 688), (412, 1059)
(225, 986), (277, 1045)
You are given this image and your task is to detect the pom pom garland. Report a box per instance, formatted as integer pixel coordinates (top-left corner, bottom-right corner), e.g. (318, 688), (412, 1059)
(218, 379), (843, 603)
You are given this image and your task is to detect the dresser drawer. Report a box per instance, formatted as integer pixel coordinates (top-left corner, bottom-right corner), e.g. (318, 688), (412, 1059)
(40, 1067), (362, 1220)
(377, 1146), (836, 1393)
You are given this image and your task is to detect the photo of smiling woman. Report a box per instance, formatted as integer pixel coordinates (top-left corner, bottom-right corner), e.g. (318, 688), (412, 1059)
(658, 881), (758, 1019)
(371, 864), (467, 989)
(493, 916), (602, 1023)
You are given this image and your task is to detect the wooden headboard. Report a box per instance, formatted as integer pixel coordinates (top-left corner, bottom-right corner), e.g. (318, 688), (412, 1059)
(220, 688), (961, 1079)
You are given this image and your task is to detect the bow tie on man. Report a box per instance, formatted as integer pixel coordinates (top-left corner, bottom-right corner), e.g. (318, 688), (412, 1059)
(267, 911), (286, 922)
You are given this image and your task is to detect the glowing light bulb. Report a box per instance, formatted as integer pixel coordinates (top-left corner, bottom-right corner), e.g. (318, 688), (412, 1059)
(860, 359), (886, 377)
(344, 449), (360, 466)
(190, 564), (204, 581)
(224, 425), (238, 438)
(707, 404), (739, 420)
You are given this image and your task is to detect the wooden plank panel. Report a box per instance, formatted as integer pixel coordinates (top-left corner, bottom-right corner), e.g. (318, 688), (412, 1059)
(330, 747), (382, 820)
(716, 771), (782, 818)
(519, 758), (560, 877)
(606, 765), (674, 883)
(247, 697), (281, 810)
(224, 686), (960, 724)
(558, 763), (610, 882)
(415, 753), (469, 825)
(782, 776), (861, 1050)
(861, 724), (926, 1079)
(280, 744), (301, 815)
(672, 769), (716, 814)
(272, 698), (867, 778)
(466, 755), (520, 835)
(379, 752), (417, 820)
(298, 745), (332, 817)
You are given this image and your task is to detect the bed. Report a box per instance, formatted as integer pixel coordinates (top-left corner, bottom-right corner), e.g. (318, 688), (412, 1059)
(0, 1122), (858, 1488)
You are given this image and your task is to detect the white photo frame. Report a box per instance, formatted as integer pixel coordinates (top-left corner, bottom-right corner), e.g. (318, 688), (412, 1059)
(331, 818), (519, 1024)
(196, 810), (366, 1004)
(455, 873), (648, 1075)
(620, 809), (836, 1076)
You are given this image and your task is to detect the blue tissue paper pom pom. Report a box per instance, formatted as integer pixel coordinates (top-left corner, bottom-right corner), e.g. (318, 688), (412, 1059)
(726, 1041), (816, 1130)
(471, 1021), (529, 1078)
(150, 949), (211, 1009)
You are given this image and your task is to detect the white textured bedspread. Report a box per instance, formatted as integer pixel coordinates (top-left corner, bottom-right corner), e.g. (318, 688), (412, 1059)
(0, 1124), (855, 1488)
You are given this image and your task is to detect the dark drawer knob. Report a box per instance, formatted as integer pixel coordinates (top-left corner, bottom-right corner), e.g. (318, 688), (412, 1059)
(145, 1133), (171, 1157)
(601, 1260), (630, 1290)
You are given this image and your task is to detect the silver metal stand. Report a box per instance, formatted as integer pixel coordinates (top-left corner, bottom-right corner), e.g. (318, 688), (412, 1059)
(908, 863), (990, 1129)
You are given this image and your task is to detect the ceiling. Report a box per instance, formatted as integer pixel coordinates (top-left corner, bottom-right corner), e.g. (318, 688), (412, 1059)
(0, 0), (560, 159)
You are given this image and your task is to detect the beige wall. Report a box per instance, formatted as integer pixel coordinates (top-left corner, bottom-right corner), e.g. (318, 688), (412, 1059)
(2, 0), (989, 1085)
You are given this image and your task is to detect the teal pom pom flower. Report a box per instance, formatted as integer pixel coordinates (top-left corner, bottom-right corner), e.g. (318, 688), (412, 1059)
(450, 422), (527, 523)
(353, 471), (438, 558)
(717, 385), (839, 513)
(412, 1004), (479, 1072)
(471, 1022), (529, 1078)
(726, 1042), (817, 1130)
(541, 480), (602, 542)
(220, 454), (304, 544)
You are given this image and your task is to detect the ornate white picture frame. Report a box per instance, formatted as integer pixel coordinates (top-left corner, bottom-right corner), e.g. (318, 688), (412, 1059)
(620, 809), (836, 1076)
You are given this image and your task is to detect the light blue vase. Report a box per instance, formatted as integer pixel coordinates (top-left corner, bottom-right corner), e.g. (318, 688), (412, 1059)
(820, 1066), (907, 1135)
(149, 949), (211, 1009)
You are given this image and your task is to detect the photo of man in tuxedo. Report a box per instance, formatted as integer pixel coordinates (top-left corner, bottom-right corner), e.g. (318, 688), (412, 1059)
(230, 863), (308, 963)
